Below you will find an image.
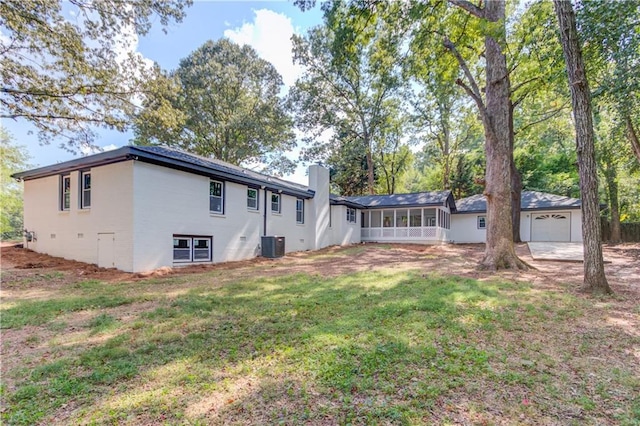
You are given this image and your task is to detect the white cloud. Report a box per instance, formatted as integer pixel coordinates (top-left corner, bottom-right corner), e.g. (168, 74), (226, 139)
(224, 9), (302, 88)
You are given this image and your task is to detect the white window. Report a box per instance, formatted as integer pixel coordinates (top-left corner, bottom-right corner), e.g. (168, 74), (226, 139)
(296, 199), (304, 224)
(477, 215), (486, 229)
(271, 193), (281, 213)
(347, 207), (356, 223)
(80, 171), (91, 209)
(210, 180), (223, 214)
(247, 188), (258, 210)
(60, 175), (71, 211)
(173, 236), (212, 263)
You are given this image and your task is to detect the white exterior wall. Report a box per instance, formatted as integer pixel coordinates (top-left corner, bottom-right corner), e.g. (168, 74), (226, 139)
(449, 214), (486, 243)
(570, 210), (583, 242)
(131, 161), (320, 272)
(329, 205), (361, 245)
(450, 209), (583, 243)
(22, 162), (135, 271)
(264, 189), (314, 253)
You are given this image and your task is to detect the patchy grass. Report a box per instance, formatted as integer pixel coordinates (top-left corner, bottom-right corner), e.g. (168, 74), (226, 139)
(1, 248), (639, 425)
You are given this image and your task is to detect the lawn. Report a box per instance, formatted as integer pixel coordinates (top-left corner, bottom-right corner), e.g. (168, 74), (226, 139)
(1, 244), (639, 425)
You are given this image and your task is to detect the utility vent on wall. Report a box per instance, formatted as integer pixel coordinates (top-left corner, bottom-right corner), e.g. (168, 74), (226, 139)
(50, 234), (56, 239)
(240, 236), (247, 242)
(78, 233), (84, 239)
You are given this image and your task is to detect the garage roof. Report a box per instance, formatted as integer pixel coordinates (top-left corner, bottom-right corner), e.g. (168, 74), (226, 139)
(455, 191), (581, 214)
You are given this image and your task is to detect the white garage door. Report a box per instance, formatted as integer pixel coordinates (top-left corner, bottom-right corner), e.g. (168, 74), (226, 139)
(531, 212), (571, 242)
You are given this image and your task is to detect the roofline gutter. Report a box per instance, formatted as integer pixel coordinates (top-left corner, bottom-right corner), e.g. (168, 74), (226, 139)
(130, 149), (313, 199)
(12, 146), (314, 200)
(12, 148), (133, 181)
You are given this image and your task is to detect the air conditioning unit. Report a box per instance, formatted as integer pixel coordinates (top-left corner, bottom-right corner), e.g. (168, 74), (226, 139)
(261, 236), (285, 258)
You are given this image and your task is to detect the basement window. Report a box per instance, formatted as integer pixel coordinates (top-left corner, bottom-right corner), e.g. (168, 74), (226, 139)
(173, 235), (212, 263)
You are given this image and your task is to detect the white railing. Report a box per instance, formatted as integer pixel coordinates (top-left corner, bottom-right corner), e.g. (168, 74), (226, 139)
(361, 226), (448, 242)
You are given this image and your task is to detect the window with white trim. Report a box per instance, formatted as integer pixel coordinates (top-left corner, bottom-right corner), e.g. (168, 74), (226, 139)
(80, 171), (91, 209)
(173, 236), (212, 263)
(347, 207), (356, 223)
(296, 198), (304, 224)
(210, 180), (224, 214)
(247, 188), (259, 210)
(271, 193), (281, 213)
(60, 175), (71, 211)
(477, 215), (486, 229)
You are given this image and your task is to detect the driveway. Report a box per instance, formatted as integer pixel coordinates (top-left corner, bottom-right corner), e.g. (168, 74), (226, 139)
(527, 242), (585, 262)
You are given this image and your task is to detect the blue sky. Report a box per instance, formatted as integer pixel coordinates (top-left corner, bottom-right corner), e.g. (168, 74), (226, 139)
(3, 1), (323, 184)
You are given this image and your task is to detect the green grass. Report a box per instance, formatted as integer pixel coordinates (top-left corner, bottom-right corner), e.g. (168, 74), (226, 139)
(1, 295), (136, 329)
(1, 265), (638, 425)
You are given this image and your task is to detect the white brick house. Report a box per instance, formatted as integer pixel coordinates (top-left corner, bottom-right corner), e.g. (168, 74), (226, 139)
(13, 146), (583, 272)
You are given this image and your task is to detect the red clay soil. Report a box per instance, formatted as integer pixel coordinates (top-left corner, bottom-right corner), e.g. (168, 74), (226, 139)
(0, 244), (286, 285)
(2, 242), (638, 294)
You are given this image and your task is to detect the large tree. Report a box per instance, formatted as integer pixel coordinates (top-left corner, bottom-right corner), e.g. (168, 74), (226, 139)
(289, 1), (404, 194)
(133, 39), (296, 174)
(442, 0), (528, 269)
(0, 0), (191, 151)
(553, 0), (611, 294)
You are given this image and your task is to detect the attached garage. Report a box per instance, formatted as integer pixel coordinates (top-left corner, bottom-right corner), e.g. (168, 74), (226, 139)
(530, 212), (571, 242)
(451, 191), (583, 243)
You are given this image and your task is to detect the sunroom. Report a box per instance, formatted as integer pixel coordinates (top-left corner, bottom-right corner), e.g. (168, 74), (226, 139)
(341, 191), (456, 244)
(360, 207), (451, 242)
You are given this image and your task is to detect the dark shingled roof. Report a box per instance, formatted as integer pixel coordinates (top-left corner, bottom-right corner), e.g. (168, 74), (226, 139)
(133, 146), (311, 195)
(339, 191), (456, 211)
(329, 194), (366, 209)
(455, 191), (581, 213)
(12, 145), (314, 199)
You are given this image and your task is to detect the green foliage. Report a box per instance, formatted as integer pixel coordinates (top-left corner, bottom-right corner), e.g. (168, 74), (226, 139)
(577, 0), (640, 220)
(290, 1), (406, 194)
(133, 39), (296, 174)
(1, 129), (30, 240)
(0, 0), (191, 151)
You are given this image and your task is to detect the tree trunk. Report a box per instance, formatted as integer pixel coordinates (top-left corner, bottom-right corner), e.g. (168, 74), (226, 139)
(509, 101), (522, 243)
(603, 160), (621, 243)
(480, 0), (528, 270)
(554, 0), (611, 294)
(366, 148), (375, 195)
(626, 115), (640, 165)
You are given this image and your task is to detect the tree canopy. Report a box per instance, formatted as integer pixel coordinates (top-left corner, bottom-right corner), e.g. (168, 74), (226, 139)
(132, 39), (296, 174)
(289, 1), (405, 194)
(0, 0), (191, 152)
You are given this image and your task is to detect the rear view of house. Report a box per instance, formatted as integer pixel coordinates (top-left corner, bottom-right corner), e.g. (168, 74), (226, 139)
(14, 146), (355, 272)
(14, 145), (583, 272)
